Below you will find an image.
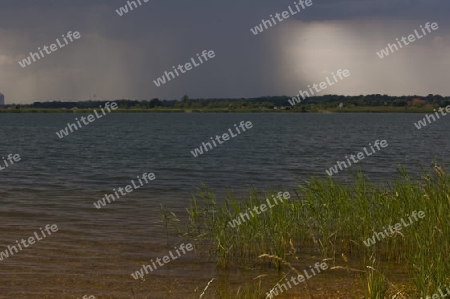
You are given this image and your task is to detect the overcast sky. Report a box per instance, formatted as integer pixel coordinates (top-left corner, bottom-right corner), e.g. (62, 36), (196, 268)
(0, 0), (449, 104)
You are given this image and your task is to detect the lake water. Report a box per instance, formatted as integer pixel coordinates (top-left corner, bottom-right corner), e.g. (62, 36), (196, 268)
(0, 113), (448, 298)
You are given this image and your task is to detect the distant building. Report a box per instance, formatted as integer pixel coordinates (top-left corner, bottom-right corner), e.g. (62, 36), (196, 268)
(0, 93), (4, 108)
(407, 98), (427, 106)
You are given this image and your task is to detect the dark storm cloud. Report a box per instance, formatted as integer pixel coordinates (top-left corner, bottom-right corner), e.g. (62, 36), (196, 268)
(0, 0), (449, 103)
(303, 0), (449, 20)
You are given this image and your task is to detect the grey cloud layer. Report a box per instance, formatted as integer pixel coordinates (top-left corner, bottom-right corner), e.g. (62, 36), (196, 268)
(0, 0), (448, 103)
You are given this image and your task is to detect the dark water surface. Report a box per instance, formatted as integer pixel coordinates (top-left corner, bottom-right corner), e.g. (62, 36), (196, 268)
(0, 113), (448, 298)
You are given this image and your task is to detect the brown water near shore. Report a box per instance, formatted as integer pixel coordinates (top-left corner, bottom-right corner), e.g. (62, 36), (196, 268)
(0, 225), (412, 299)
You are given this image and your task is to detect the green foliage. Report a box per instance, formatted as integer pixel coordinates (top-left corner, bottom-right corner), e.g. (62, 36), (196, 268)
(9, 94), (450, 112)
(164, 166), (450, 297)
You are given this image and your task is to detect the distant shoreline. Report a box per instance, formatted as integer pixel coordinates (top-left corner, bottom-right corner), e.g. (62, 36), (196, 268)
(0, 107), (439, 113)
(3, 94), (447, 114)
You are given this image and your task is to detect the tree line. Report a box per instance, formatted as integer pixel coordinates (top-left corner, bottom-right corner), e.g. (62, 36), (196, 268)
(8, 94), (450, 110)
